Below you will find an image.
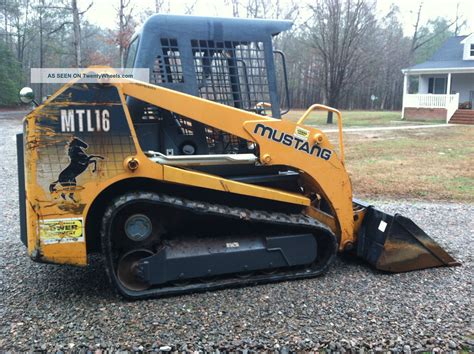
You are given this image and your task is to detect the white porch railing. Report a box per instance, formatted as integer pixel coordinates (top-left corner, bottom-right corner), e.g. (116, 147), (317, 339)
(403, 93), (459, 122)
(446, 93), (460, 123)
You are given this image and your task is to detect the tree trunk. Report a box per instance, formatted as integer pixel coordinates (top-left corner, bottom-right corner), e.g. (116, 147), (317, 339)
(119, 0), (124, 67)
(39, 0), (44, 100)
(230, 0), (239, 17)
(3, 0), (9, 48)
(72, 0), (81, 67)
(327, 111), (333, 124)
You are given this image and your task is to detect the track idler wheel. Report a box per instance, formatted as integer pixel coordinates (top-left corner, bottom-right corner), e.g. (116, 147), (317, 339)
(117, 249), (154, 291)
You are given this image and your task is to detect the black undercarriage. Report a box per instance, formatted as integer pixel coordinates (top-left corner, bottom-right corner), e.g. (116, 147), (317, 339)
(101, 192), (338, 299)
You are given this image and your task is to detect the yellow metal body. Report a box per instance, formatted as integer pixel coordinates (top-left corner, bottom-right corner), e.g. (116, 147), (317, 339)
(297, 104), (345, 163)
(23, 73), (356, 266)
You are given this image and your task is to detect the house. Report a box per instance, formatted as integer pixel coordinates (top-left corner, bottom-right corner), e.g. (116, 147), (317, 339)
(401, 33), (474, 124)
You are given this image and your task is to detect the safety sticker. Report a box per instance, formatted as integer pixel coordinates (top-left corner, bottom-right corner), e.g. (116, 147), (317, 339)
(294, 126), (310, 140)
(378, 220), (388, 233)
(39, 218), (84, 245)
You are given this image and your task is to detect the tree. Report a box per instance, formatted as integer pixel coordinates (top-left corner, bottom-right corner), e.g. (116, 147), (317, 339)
(154, 0), (170, 13)
(408, 1), (460, 64)
(82, 23), (117, 66)
(375, 5), (410, 110)
(69, 0), (92, 67)
(413, 17), (455, 64)
(183, 0), (197, 14)
(115, 0), (134, 67)
(33, 0), (78, 97)
(1, 0), (19, 50)
(227, 0), (298, 19)
(36, 0), (92, 68)
(6, 0), (33, 65)
(453, 2), (466, 36)
(71, 0), (81, 66)
(224, 0), (240, 16)
(0, 40), (22, 105)
(307, 0), (376, 123)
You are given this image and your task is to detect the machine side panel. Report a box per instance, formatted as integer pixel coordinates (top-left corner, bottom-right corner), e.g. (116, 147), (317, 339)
(24, 83), (138, 265)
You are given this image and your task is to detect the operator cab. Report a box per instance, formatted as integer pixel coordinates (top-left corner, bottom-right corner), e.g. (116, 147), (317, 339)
(125, 14), (292, 157)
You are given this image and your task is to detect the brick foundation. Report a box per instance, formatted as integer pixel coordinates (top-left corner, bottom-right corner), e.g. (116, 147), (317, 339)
(403, 107), (446, 121)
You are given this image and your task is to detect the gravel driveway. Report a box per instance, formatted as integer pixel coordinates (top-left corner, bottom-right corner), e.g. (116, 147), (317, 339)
(1, 111), (472, 352)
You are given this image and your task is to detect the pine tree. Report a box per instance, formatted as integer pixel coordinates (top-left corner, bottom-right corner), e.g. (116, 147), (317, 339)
(0, 41), (22, 106)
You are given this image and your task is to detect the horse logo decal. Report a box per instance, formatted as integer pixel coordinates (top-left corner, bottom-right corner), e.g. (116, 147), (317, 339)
(50, 137), (104, 201)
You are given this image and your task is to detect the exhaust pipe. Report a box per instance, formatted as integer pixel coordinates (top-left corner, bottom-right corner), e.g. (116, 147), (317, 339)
(356, 205), (460, 272)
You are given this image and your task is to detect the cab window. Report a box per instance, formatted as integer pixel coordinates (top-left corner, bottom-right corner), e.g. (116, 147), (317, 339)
(125, 37), (139, 68)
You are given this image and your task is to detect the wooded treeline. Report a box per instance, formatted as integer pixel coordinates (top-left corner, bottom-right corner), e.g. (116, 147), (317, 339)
(0, 0), (467, 109)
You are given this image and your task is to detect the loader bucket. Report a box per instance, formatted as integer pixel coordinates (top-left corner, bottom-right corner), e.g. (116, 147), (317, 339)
(357, 206), (460, 272)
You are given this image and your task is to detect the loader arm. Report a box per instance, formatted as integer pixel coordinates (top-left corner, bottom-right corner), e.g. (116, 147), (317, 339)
(120, 80), (355, 250)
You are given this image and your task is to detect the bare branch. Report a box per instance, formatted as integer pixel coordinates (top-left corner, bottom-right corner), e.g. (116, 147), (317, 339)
(47, 21), (73, 35)
(78, 2), (93, 16)
(184, 0), (198, 15)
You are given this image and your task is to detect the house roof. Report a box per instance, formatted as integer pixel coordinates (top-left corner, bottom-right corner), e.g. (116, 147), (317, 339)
(403, 35), (474, 73)
(460, 33), (474, 44)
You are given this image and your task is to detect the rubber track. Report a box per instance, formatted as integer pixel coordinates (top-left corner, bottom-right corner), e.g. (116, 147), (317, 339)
(101, 192), (338, 299)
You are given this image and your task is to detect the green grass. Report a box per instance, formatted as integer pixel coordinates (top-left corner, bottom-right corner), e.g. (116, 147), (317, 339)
(285, 110), (444, 128)
(340, 126), (474, 202)
(447, 176), (474, 194)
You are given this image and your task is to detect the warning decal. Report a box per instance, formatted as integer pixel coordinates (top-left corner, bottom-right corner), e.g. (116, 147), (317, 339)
(39, 218), (84, 245)
(294, 126), (310, 140)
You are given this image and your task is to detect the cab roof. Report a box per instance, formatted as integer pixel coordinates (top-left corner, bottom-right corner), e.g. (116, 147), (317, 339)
(136, 14), (293, 42)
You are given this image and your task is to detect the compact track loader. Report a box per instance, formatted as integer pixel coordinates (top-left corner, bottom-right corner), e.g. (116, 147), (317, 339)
(17, 15), (459, 299)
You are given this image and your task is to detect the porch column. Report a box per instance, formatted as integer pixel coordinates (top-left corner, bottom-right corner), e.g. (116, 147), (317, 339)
(446, 72), (453, 122)
(447, 72), (451, 95)
(402, 73), (408, 119)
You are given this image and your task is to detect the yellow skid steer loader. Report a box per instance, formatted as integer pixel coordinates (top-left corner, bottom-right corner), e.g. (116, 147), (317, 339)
(17, 15), (459, 299)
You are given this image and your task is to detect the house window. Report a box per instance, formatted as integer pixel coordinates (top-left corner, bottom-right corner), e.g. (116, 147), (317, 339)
(428, 77), (447, 94)
(471, 44), (474, 57)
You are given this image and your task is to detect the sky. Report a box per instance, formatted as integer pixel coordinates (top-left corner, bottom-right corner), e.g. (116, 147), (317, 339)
(82, 0), (474, 36)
